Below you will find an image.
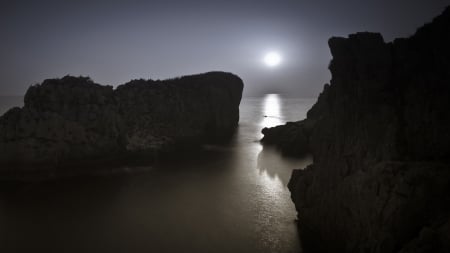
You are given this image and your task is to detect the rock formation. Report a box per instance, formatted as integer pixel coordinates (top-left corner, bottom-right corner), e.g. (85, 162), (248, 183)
(263, 6), (450, 253)
(0, 72), (243, 169)
(261, 119), (315, 156)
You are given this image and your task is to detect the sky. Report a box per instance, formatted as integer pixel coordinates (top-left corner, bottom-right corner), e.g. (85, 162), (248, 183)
(1, 0), (448, 97)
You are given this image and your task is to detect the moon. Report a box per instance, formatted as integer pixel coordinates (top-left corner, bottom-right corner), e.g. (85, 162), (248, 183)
(264, 52), (281, 67)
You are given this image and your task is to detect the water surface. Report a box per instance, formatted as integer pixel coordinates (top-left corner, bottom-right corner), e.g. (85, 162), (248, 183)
(0, 95), (315, 253)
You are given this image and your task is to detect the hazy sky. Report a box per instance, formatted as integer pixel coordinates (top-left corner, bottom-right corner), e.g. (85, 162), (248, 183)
(1, 0), (448, 96)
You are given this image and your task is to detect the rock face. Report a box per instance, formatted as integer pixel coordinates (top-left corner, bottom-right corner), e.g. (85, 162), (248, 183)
(263, 7), (450, 253)
(0, 72), (243, 168)
(261, 119), (315, 156)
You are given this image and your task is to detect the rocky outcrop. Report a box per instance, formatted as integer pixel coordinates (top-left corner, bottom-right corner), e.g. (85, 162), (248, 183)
(264, 6), (450, 253)
(260, 84), (328, 156)
(261, 119), (315, 156)
(0, 72), (243, 169)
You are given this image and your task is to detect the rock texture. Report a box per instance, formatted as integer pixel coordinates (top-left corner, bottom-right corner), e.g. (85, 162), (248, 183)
(0, 72), (243, 168)
(261, 119), (315, 156)
(263, 7), (450, 253)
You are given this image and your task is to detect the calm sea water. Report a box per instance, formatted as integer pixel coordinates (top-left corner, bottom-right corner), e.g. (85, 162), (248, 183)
(0, 95), (315, 253)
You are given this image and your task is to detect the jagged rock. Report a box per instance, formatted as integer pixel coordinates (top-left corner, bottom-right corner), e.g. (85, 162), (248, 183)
(261, 119), (314, 156)
(266, 6), (450, 253)
(0, 72), (243, 169)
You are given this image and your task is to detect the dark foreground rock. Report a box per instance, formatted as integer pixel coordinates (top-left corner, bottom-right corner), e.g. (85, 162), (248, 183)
(264, 6), (450, 253)
(0, 72), (243, 169)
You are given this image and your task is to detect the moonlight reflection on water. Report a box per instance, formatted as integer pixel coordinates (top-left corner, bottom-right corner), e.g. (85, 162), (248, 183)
(0, 95), (315, 253)
(261, 94), (283, 128)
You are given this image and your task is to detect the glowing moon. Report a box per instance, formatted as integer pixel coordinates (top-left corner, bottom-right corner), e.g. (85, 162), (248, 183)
(264, 52), (281, 67)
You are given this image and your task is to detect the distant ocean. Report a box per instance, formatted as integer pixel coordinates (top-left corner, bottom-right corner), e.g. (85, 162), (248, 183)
(0, 94), (316, 253)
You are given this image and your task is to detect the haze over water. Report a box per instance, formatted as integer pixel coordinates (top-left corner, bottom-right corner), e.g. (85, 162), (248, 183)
(0, 95), (315, 253)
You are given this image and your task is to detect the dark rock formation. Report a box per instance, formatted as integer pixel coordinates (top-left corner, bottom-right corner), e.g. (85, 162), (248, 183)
(260, 85), (327, 157)
(263, 6), (450, 253)
(0, 72), (243, 169)
(261, 119), (315, 156)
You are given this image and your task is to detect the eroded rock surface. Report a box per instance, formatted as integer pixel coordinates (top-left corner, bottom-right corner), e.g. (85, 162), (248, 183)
(263, 6), (450, 253)
(0, 72), (243, 168)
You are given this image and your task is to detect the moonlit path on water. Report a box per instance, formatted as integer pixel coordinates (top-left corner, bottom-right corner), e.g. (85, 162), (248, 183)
(0, 95), (315, 253)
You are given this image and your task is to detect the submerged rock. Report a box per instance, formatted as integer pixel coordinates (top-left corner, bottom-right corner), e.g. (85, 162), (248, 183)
(264, 6), (450, 253)
(0, 72), (243, 169)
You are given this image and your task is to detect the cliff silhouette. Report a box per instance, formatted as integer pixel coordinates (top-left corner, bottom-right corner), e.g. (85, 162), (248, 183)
(262, 6), (450, 253)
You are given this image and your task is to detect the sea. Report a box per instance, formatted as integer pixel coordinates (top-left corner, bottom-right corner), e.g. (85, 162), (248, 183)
(0, 95), (315, 253)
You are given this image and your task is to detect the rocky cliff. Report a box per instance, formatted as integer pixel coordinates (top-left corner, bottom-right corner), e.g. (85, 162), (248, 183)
(0, 72), (243, 169)
(263, 7), (450, 253)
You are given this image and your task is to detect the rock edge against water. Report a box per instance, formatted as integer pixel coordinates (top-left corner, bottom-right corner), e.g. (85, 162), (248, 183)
(0, 71), (243, 170)
(262, 6), (450, 253)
